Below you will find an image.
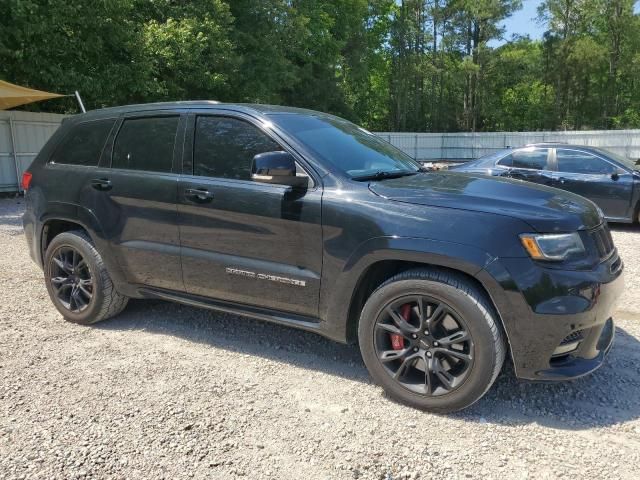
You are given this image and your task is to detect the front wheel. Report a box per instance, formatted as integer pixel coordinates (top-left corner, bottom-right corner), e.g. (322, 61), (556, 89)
(44, 230), (128, 325)
(358, 268), (506, 413)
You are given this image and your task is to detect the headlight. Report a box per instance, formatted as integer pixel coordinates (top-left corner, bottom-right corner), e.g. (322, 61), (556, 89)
(520, 233), (585, 261)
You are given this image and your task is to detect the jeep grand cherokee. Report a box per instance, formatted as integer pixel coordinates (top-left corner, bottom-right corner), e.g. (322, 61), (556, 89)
(22, 102), (623, 412)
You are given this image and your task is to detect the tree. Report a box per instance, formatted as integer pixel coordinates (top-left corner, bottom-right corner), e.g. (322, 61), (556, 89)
(1, 0), (639, 131)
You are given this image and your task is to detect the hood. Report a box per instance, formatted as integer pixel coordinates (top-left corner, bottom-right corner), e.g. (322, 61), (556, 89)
(369, 172), (602, 232)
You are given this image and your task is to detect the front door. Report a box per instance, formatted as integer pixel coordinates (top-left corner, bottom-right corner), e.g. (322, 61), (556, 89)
(177, 113), (323, 317)
(82, 113), (185, 292)
(552, 148), (634, 220)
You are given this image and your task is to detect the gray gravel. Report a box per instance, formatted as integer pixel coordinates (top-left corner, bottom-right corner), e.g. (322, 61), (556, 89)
(1, 196), (639, 480)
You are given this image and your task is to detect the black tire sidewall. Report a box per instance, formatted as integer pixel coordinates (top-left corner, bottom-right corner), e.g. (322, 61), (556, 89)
(44, 232), (105, 324)
(359, 278), (500, 412)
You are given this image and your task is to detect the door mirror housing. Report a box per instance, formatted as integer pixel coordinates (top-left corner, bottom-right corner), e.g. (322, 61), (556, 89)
(611, 172), (620, 181)
(251, 151), (308, 188)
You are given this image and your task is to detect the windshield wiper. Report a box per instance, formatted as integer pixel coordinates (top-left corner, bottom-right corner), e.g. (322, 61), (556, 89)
(352, 170), (420, 181)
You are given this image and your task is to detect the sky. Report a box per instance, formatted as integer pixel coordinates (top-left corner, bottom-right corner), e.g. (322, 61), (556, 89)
(500, 0), (545, 43)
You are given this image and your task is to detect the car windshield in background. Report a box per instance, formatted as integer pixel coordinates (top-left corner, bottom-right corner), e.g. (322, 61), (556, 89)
(270, 114), (421, 178)
(593, 147), (639, 171)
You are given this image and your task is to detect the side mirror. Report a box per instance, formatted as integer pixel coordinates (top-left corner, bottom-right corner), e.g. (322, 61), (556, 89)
(611, 172), (620, 181)
(251, 151), (308, 188)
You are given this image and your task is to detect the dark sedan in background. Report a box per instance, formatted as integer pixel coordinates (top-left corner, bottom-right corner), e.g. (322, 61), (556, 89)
(450, 143), (640, 223)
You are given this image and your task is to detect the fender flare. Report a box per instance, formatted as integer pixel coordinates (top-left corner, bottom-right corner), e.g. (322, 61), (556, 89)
(37, 202), (128, 289)
(319, 236), (498, 343)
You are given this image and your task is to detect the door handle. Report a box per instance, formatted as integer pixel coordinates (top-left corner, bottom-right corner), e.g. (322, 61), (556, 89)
(90, 178), (112, 191)
(185, 188), (214, 203)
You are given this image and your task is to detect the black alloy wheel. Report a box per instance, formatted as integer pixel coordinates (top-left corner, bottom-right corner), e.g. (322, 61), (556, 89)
(374, 295), (474, 396)
(358, 268), (506, 413)
(49, 246), (94, 313)
(44, 230), (128, 324)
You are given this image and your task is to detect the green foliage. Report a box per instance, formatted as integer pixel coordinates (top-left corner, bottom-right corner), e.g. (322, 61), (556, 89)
(139, 1), (235, 102)
(0, 0), (639, 131)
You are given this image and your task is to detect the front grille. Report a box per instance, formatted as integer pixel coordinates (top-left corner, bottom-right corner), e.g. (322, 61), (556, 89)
(560, 330), (584, 346)
(589, 225), (615, 259)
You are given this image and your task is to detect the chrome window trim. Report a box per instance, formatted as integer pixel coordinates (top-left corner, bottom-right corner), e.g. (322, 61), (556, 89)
(494, 148), (552, 172)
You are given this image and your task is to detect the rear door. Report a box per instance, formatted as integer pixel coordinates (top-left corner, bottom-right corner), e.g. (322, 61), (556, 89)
(81, 112), (185, 292)
(177, 112), (323, 317)
(552, 148), (634, 220)
(46, 118), (117, 209)
(498, 147), (553, 186)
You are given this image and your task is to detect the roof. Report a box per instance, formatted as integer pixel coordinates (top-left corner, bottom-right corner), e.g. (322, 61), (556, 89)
(525, 142), (569, 147)
(524, 143), (608, 153)
(77, 101), (323, 120)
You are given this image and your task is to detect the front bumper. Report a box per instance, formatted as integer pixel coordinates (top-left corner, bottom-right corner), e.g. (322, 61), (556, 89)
(480, 251), (623, 381)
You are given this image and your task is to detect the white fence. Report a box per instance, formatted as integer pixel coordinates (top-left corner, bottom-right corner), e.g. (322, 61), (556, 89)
(0, 111), (66, 192)
(376, 130), (640, 163)
(1, 111), (639, 193)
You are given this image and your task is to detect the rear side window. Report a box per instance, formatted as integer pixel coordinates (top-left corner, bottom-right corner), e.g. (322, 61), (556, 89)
(556, 150), (616, 175)
(112, 116), (179, 173)
(50, 119), (114, 166)
(193, 116), (282, 180)
(499, 148), (549, 170)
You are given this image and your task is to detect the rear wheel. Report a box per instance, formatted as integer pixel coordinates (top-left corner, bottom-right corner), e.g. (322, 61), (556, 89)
(44, 230), (128, 324)
(358, 268), (506, 413)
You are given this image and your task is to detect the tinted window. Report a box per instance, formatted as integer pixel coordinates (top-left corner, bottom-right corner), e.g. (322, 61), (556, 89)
(557, 150), (616, 175)
(194, 116), (282, 180)
(269, 114), (420, 178)
(112, 117), (179, 172)
(500, 148), (549, 170)
(50, 119), (114, 166)
(593, 147), (637, 171)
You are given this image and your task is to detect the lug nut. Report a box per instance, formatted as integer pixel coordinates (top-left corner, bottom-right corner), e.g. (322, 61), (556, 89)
(433, 341), (439, 347)
(413, 347), (419, 352)
(424, 330), (429, 335)
(426, 352), (432, 358)
(411, 334), (417, 339)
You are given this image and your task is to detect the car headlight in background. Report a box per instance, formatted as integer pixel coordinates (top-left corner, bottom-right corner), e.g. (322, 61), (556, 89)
(520, 233), (585, 261)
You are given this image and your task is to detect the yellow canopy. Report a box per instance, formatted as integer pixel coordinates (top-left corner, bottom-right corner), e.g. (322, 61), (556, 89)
(0, 79), (65, 110)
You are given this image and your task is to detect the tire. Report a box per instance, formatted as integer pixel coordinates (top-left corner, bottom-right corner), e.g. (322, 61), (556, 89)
(44, 230), (128, 325)
(358, 268), (506, 413)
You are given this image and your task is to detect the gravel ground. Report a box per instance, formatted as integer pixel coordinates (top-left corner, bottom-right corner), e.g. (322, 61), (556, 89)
(1, 196), (639, 480)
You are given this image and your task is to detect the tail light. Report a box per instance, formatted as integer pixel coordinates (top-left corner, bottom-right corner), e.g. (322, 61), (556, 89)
(21, 171), (33, 190)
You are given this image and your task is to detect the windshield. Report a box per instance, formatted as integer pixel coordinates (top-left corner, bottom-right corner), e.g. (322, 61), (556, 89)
(269, 113), (421, 177)
(593, 147), (639, 171)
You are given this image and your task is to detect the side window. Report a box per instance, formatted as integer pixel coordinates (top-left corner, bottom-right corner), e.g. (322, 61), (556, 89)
(556, 150), (616, 175)
(505, 148), (549, 170)
(112, 116), (179, 172)
(194, 116), (283, 180)
(497, 154), (512, 167)
(50, 119), (114, 166)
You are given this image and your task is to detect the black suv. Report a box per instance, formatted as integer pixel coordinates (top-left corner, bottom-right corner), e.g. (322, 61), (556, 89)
(23, 102), (623, 412)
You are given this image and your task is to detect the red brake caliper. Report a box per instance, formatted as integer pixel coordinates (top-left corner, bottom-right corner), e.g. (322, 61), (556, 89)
(390, 304), (412, 350)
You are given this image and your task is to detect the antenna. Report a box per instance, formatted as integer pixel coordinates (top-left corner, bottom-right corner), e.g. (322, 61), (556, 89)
(74, 90), (86, 113)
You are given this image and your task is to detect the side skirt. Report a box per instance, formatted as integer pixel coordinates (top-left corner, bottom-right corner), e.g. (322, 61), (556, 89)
(137, 286), (328, 338)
